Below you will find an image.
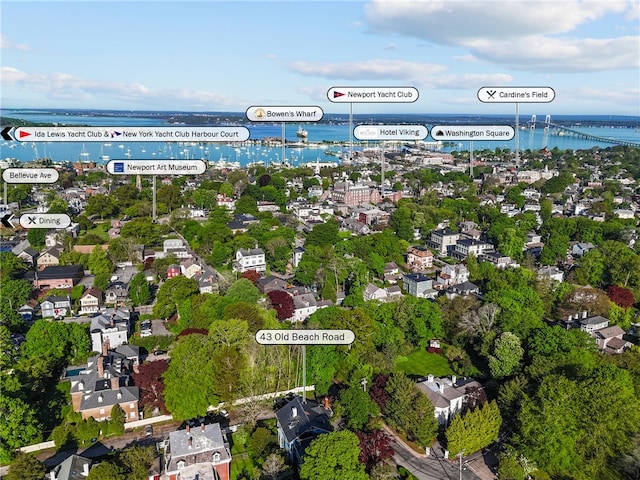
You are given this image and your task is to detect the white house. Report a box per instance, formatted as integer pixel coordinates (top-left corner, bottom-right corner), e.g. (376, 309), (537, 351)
(417, 375), (484, 425)
(292, 293), (318, 322)
(233, 248), (266, 273)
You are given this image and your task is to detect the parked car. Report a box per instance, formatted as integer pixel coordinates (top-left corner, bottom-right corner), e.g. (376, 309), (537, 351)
(145, 425), (153, 437)
(153, 350), (167, 356)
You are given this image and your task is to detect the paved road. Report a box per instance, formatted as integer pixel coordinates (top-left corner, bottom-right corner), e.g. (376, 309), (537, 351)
(389, 436), (480, 480)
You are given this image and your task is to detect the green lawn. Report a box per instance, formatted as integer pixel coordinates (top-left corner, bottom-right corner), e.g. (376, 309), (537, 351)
(395, 348), (454, 377)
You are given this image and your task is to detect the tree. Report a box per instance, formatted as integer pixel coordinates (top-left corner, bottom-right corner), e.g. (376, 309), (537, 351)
(153, 276), (199, 319)
(305, 219), (339, 248)
(225, 278), (261, 304)
(445, 401), (502, 456)
(608, 285), (635, 308)
(488, 332), (524, 379)
(88, 245), (113, 275)
(107, 404), (125, 436)
(132, 359), (168, 413)
(163, 333), (219, 419)
(299, 430), (368, 480)
(340, 386), (380, 431)
(356, 429), (394, 472)
(262, 453), (286, 480)
(119, 445), (156, 480)
(5, 452), (46, 480)
(85, 193), (118, 219)
(391, 206), (414, 241)
(86, 462), (126, 480)
(241, 269), (260, 284)
(0, 252), (28, 280)
(268, 290), (295, 321)
(128, 272), (151, 306)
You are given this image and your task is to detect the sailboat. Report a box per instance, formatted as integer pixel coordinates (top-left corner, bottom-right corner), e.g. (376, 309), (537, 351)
(100, 145), (110, 161)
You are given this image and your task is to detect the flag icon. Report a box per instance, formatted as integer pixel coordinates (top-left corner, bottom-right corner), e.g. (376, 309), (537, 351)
(333, 91), (345, 98)
(113, 162), (125, 173)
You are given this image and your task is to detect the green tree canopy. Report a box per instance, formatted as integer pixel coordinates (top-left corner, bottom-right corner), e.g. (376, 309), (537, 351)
(445, 400), (502, 456)
(299, 430), (368, 480)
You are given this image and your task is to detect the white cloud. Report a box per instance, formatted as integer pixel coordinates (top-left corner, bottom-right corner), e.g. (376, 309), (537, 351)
(289, 59), (448, 80)
(1, 67), (237, 108)
(383, 43), (397, 50)
(363, 0), (638, 72)
(0, 34), (30, 51)
(288, 59), (512, 91)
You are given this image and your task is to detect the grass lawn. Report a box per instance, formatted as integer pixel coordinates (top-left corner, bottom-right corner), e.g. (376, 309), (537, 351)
(395, 348), (454, 377)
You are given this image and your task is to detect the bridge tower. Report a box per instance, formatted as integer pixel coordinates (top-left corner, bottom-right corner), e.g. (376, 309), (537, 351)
(529, 114), (537, 130)
(544, 115), (551, 133)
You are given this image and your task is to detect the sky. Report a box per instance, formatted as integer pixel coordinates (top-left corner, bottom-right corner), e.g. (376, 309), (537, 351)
(1, 0), (639, 116)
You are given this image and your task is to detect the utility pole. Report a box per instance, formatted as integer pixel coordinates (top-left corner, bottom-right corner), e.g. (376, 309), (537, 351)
(361, 377), (368, 392)
(459, 449), (465, 480)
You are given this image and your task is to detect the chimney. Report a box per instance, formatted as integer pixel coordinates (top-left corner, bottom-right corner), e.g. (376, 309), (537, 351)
(582, 310), (588, 319)
(427, 374), (434, 383)
(82, 463), (89, 477)
(50, 471), (57, 480)
(97, 356), (104, 378)
(111, 377), (119, 390)
(110, 314), (115, 327)
(323, 396), (331, 410)
(201, 422), (205, 433)
(187, 436), (193, 448)
(186, 424), (190, 434)
(438, 383), (444, 394)
(452, 375), (457, 385)
(291, 406), (298, 418)
(102, 340), (110, 356)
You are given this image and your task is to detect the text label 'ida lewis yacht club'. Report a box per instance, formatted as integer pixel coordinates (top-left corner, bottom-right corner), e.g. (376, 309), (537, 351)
(7, 126), (250, 142)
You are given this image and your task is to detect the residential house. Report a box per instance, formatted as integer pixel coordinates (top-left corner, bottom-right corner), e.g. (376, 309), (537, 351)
(449, 281), (481, 297)
(194, 267), (218, 294)
(416, 375), (484, 425)
(40, 295), (72, 318)
(216, 194), (236, 210)
(579, 315), (609, 334)
(36, 245), (63, 269)
(17, 246), (39, 266)
(69, 348), (139, 423)
(572, 242), (596, 257)
(593, 325), (631, 353)
(479, 251), (519, 270)
(89, 308), (131, 354)
(48, 454), (91, 480)
(452, 238), (495, 261)
(24, 265), (84, 290)
(233, 248), (266, 273)
(342, 218), (370, 235)
(227, 213), (259, 233)
(164, 422), (231, 480)
(104, 282), (129, 306)
(257, 201), (280, 213)
(79, 287), (102, 315)
(426, 229), (460, 256)
(537, 265), (564, 283)
(276, 396), (332, 464)
(407, 246), (434, 271)
(292, 293), (318, 322)
(384, 261), (401, 283)
(358, 208), (391, 227)
(256, 275), (289, 294)
(363, 283), (388, 302)
(166, 264), (181, 279)
(292, 246), (305, 268)
(162, 239), (191, 259)
(402, 273), (437, 299)
(180, 258), (202, 278)
(435, 264), (470, 290)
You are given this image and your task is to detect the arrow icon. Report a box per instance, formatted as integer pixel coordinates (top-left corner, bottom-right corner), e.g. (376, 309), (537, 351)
(1, 213), (15, 229)
(111, 131), (122, 138)
(19, 130), (31, 139)
(1, 127), (13, 141)
(333, 91), (345, 98)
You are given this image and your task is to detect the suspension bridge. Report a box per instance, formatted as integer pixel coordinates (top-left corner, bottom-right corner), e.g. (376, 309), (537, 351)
(526, 114), (640, 148)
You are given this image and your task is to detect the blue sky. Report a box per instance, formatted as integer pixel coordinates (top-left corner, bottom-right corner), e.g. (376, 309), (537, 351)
(1, 0), (639, 115)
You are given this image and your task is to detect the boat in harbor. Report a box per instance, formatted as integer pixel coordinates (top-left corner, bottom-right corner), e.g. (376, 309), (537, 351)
(296, 125), (308, 138)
